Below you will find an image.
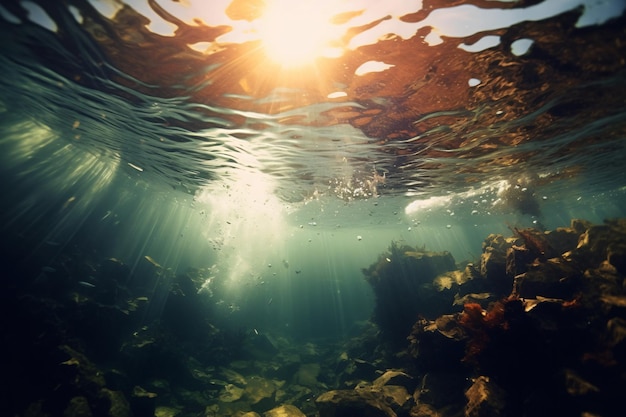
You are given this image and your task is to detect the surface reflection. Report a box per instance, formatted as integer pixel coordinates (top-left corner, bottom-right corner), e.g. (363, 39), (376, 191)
(0, 0), (625, 203)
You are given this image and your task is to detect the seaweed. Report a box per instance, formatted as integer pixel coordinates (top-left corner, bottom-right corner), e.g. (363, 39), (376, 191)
(509, 225), (551, 259)
(458, 300), (509, 364)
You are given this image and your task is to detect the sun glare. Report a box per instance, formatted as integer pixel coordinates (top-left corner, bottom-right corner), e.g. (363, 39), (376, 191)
(258, 0), (340, 67)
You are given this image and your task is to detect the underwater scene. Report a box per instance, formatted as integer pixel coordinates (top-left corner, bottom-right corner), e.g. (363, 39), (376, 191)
(1, 0), (626, 416)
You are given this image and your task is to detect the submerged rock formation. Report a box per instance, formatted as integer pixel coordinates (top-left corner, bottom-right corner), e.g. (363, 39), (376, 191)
(362, 242), (457, 346)
(3, 217), (625, 417)
(401, 218), (626, 417)
(316, 218), (626, 417)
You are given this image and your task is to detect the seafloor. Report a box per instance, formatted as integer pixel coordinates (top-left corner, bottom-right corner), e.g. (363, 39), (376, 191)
(2, 218), (626, 417)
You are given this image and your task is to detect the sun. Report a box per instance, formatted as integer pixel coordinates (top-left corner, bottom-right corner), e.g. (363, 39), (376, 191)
(258, 0), (341, 68)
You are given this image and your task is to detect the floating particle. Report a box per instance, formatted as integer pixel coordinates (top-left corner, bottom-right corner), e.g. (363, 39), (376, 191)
(62, 196), (76, 209)
(357, 235), (362, 241)
(128, 162), (143, 172)
(446, 224), (452, 229)
(144, 255), (161, 268)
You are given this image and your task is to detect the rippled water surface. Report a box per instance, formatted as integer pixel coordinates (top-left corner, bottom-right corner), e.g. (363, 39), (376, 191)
(1, 0), (626, 337)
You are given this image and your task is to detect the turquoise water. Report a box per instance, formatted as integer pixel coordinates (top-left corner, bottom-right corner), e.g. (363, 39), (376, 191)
(2, 1), (626, 416)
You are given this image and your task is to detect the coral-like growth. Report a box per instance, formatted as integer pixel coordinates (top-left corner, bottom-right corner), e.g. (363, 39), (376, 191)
(458, 301), (508, 364)
(458, 303), (488, 363)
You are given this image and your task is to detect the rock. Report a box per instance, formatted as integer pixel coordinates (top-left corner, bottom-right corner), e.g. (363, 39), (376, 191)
(63, 396), (93, 417)
(409, 403), (441, 417)
(244, 376), (277, 406)
(453, 264), (488, 298)
(372, 370), (413, 389)
(177, 388), (208, 409)
(433, 270), (465, 291)
(464, 376), (506, 417)
(407, 317), (466, 372)
(480, 235), (515, 295)
(562, 369), (599, 396)
(318, 373), (415, 417)
(453, 293), (495, 309)
(59, 345), (106, 391)
(130, 385), (156, 417)
(215, 400), (253, 416)
(362, 242), (458, 344)
(607, 317), (626, 347)
(414, 372), (467, 411)
(293, 363), (320, 388)
(505, 245), (533, 277)
(568, 219), (626, 271)
(607, 243), (626, 275)
(315, 389), (396, 417)
(544, 226), (581, 256)
(274, 384), (312, 407)
(341, 358), (379, 383)
(154, 406), (181, 417)
(301, 342), (321, 360)
(221, 368), (248, 386)
(100, 388), (131, 417)
(404, 220), (626, 417)
(380, 385), (411, 409)
(433, 314), (466, 340)
(263, 404), (306, 417)
(219, 384), (245, 402)
(571, 219), (592, 235)
(513, 258), (582, 299)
